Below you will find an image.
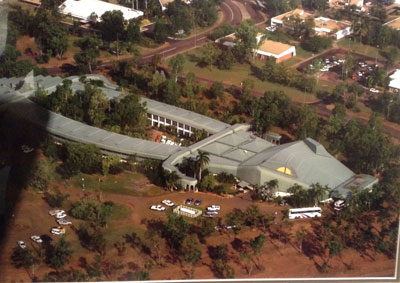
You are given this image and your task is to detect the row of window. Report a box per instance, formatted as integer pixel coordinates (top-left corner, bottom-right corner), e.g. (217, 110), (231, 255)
(147, 113), (192, 131)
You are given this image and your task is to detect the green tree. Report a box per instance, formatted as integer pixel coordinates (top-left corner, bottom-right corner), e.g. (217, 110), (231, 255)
(251, 91), (292, 135)
(63, 142), (102, 176)
(166, 214), (189, 250)
(98, 10), (125, 42)
(192, 0), (218, 27)
(249, 234), (265, 269)
(308, 183), (329, 205)
(84, 84), (109, 127)
(29, 159), (55, 191)
(159, 78), (181, 105)
(78, 223), (106, 255)
(114, 94), (148, 134)
(102, 155), (121, 176)
(163, 170), (181, 190)
(301, 35), (333, 53)
(49, 236), (73, 269)
(45, 189), (70, 208)
(233, 21), (258, 63)
(74, 37), (103, 74)
(153, 19), (168, 44)
(182, 235), (202, 277)
(296, 226), (307, 253)
(168, 54), (185, 80)
(11, 247), (40, 277)
(125, 19), (141, 44)
(200, 43), (221, 68)
(195, 151), (210, 181)
(215, 48), (236, 70)
(295, 105), (319, 140)
(71, 200), (114, 227)
(166, 0), (194, 34)
(209, 81), (225, 99)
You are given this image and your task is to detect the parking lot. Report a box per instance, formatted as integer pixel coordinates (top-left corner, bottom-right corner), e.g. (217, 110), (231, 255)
(297, 48), (385, 92)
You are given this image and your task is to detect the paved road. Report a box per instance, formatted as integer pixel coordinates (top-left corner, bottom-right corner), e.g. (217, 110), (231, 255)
(45, 0), (243, 75)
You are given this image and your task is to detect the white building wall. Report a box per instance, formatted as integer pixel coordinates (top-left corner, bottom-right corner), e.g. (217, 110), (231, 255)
(147, 113), (193, 136)
(336, 27), (352, 39)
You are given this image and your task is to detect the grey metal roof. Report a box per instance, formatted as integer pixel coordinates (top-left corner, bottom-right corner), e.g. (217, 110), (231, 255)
(142, 97), (230, 134)
(0, 4), (7, 56)
(240, 138), (355, 190)
(5, 97), (181, 160)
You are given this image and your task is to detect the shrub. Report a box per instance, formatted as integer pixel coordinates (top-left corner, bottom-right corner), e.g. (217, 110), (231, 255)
(45, 189), (70, 208)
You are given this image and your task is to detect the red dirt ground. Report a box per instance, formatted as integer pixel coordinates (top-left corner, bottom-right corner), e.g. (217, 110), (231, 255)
(0, 175), (395, 282)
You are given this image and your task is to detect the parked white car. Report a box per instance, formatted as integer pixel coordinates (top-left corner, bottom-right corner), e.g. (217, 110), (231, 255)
(369, 88), (379, 93)
(30, 235), (43, 243)
(49, 209), (64, 216)
(334, 200), (346, 211)
(207, 205), (220, 211)
(55, 211), (67, 219)
(161, 200), (174, 207)
(57, 218), (72, 225)
(51, 227), (66, 235)
(150, 205), (166, 211)
(18, 241), (26, 249)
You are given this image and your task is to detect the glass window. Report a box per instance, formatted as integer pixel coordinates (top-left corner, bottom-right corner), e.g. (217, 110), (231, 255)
(172, 121), (177, 126)
(179, 123), (184, 128)
(166, 119), (171, 124)
(160, 117), (165, 122)
(185, 125), (190, 130)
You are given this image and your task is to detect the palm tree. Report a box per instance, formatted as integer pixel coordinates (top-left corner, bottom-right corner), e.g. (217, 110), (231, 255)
(309, 183), (330, 206)
(195, 151), (210, 181)
(164, 170), (181, 191)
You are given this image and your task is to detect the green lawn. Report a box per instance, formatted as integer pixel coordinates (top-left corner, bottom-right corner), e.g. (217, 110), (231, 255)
(176, 51), (320, 103)
(296, 46), (313, 59)
(66, 171), (168, 197)
(337, 39), (390, 61)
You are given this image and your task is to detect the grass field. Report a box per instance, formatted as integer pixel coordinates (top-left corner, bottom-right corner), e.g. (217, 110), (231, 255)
(336, 39), (400, 61)
(66, 171), (168, 197)
(174, 50), (321, 103)
(296, 46), (314, 59)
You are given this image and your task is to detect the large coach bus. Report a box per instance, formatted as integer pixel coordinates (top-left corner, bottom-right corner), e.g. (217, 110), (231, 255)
(288, 207), (322, 219)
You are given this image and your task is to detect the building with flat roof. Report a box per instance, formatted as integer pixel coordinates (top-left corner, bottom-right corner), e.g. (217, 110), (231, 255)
(271, 8), (312, 26)
(271, 9), (352, 40)
(314, 17), (352, 39)
(385, 17), (400, 30)
(58, 0), (143, 23)
(328, 0), (364, 8)
(216, 33), (296, 63)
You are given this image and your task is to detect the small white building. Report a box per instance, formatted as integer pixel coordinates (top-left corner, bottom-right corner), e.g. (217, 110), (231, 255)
(271, 9), (352, 40)
(314, 17), (352, 40)
(328, 0), (364, 7)
(389, 69), (400, 93)
(58, 0), (144, 23)
(216, 33), (296, 63)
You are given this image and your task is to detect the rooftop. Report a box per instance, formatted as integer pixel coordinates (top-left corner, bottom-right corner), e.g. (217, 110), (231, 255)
(58, 0), (143, 22)
(257, 40), (295, 56)
(314, 17), (351, 31)
(272, 8), (312, 22)
(385, 17), (400, 30)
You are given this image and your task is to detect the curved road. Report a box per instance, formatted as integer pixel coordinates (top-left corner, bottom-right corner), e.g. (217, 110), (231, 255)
(45, 0), (242, 74)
